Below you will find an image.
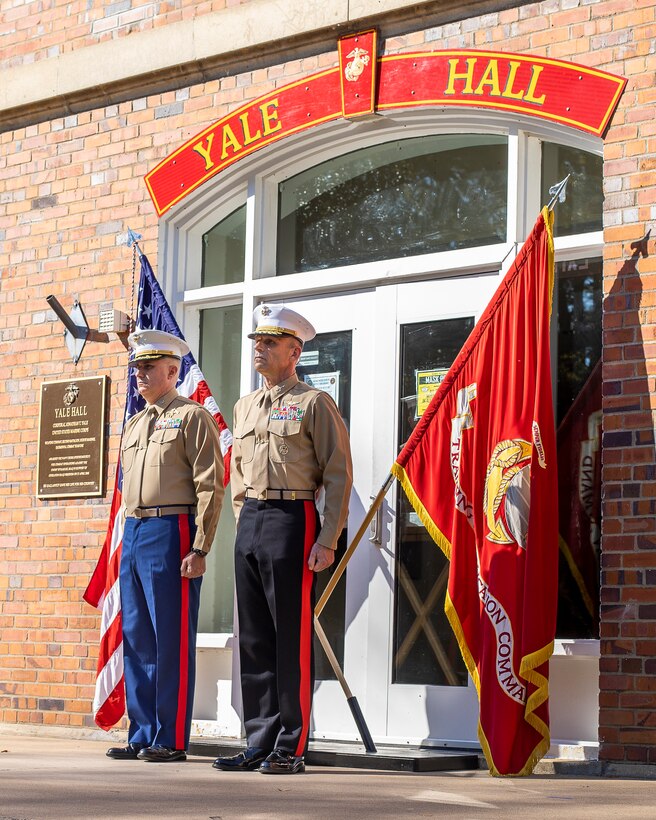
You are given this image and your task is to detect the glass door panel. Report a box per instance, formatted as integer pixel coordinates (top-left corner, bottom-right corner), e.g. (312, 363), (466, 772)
(282, 291), (377, 740)
(385, 275), (500, 745)
(198, 304), (243, 634)
(297, 330), (353, 679)
(394, 317), (474, 687)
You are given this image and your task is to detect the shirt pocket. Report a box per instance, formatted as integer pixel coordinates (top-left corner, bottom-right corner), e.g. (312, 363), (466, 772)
(121, 440), (138, 472)
(234, 420), (257, 464)
(145, 428), (181, 467)
(121, 427), (140, 472)
(267, 419), (302, 463)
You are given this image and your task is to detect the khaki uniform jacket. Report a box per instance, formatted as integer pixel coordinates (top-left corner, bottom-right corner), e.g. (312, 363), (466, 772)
(121, 387), (224, 553)
(231, 374), (353, 550)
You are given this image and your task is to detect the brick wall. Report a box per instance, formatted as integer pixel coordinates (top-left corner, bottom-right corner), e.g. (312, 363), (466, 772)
(1, 0), (655, 762)
(597, 0), (656, 764)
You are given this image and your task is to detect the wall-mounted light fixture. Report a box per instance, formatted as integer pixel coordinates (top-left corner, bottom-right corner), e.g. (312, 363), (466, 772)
(98, 302), (130, 334)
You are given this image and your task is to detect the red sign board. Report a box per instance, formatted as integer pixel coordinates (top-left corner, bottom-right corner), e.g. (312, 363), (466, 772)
(145, 46), (626, 217)
(338, 29), (378, 119)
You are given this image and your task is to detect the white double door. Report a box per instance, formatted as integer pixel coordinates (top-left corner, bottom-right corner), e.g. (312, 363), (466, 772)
(287, 273), (499, 747)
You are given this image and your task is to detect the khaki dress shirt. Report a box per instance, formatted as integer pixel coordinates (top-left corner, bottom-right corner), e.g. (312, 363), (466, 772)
(121, 387), (224, 553)
(231, 374), (353, 550)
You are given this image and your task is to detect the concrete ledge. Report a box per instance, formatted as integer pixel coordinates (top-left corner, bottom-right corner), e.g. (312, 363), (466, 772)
(532, 759), (656, 780)
(0, 722), (120, 743)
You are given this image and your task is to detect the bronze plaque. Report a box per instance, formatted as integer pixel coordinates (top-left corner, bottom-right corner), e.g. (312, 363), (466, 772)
(37, 376), (108, 499)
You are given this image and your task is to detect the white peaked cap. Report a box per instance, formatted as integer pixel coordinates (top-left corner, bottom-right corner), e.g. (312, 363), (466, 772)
(127, 329), (190, 365)
(248, 303), (316, 344)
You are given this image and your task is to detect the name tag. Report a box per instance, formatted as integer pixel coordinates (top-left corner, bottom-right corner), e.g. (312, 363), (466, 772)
(154, 417), (183, 430)
(270, 405), (304, 422)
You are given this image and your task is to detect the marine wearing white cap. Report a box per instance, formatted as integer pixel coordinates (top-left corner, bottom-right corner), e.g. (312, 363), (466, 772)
(128, 329), (190, 364)
(216, 301), (352, 776)
(248, 304), (316, 345)
(106, 325), (224, 765)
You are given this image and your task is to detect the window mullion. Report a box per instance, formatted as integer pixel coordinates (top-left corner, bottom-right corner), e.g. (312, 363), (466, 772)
(244, 177), (258, 283)
(506, 127), (521, 249)
(525, 136), (543, 234)
(251, 173), (278, 280)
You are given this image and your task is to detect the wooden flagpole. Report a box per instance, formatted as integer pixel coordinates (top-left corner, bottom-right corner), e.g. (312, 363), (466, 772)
(313, 473), (395, 753)
(315, 473), (394, 618)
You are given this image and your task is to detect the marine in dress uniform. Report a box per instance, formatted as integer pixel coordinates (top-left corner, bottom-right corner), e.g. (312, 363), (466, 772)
(214, 304), (353, 775)
(106, 329), (224, 763)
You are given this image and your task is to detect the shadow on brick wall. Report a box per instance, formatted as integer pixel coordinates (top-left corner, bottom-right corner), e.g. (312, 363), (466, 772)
(599, 229), (656, 765)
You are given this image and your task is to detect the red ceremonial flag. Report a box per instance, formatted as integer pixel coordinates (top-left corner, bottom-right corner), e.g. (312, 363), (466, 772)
(84, 251), (232, 730)
(392, 207), (558, 776)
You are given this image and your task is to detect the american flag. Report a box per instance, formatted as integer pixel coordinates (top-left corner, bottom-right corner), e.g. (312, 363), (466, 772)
(83, 251), (232, 730)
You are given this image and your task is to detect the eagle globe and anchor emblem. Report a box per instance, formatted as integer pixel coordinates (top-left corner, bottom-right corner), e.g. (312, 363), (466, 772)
(344, 47), (370, 82)
(483, 439), (533, 549)
(63, 383), (80, 407)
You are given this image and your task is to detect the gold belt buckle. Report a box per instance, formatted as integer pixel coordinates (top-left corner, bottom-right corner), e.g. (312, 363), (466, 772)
(290, 491), (296, 500)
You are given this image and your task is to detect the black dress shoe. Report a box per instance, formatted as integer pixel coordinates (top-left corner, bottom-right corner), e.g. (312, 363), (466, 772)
(258, 749), (305, 774)
(137, 745), (186, 762)
(106, 743), (144, 760)
(213, 747), (269, 771)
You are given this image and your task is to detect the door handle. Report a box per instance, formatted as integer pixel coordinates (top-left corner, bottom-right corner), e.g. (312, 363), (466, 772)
(369, 495), (383, 546)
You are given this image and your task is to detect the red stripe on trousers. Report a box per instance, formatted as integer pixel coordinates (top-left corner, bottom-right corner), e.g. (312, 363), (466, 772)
(295, 501), (316, 756)
(176, 515), (191, 750)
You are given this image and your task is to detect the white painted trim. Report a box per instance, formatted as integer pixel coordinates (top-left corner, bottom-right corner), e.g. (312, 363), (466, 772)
(553, 639), (600, 658)
(554, 232), (604, 257)
(184, 283), (245, 307)
(196, 632), (234, 650)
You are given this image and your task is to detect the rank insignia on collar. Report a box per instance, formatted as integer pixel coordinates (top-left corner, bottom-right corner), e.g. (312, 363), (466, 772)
(270, 405), (304, 422)
(154, 417), (183, 430)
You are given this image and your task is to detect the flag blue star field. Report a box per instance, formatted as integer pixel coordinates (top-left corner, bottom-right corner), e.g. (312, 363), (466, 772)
(84, 251), (232, 729)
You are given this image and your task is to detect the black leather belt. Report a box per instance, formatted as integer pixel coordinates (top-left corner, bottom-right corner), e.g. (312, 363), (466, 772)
(130, 505), (196, 518)
(244, 489), (315, 501)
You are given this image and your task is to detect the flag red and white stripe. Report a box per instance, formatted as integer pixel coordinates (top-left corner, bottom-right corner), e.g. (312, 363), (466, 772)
(83, 484), (125, 728)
